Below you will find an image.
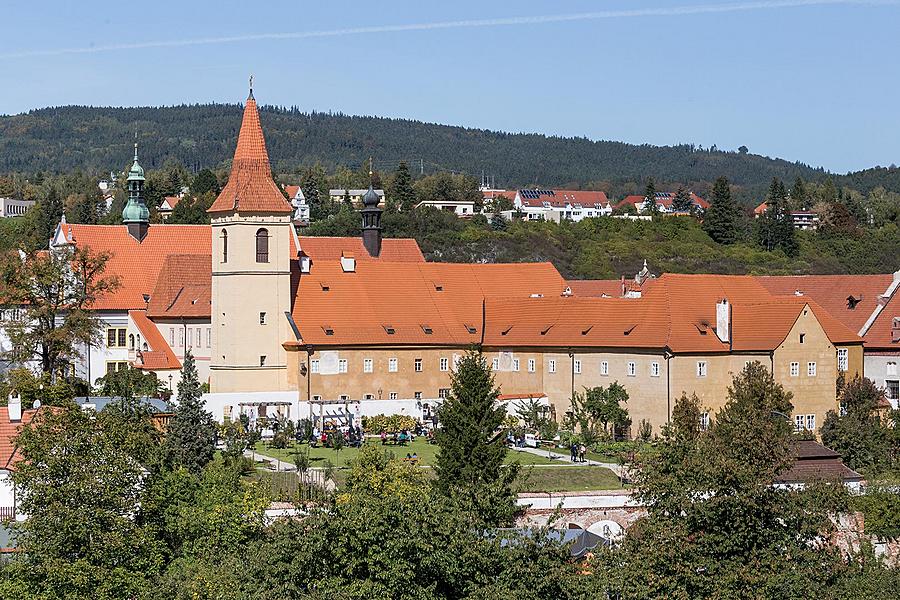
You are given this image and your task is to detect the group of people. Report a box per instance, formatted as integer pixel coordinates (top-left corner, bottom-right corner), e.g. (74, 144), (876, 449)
(312, 425), (364, 448)
(569, 442), (588, 463)
(380, 429), (414, 446)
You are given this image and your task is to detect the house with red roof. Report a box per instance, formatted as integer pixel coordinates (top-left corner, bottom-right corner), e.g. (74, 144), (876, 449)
(511, 189), (613, 222)
(0, 394), (41, 523)
(615, 191), (708, 215)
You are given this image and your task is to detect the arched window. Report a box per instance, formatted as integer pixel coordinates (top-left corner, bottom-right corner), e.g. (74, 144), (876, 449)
(256, 228), (269, 263)
(128, 334), (135, 349)
(220, 230), (228, 263)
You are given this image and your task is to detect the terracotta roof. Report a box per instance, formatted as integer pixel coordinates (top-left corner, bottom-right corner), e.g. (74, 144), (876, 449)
(160, 196), (181, 210)
(864, 289), (900, 350)
(208, 95), (292, 214)
(146, 254), (211, 318)
(284, 185), (301, 199)
(66, 224), (211, 310)
(616, 192), (708, 211)
(0, 407), (40, 471)
(777, 441), (863, 484)
(759, 274), (893, 333)
(566, 278), (656, 298)
(130, 310), (181, 371)
(294, 261), (566, 346)
(754, 201), (768, 215)
(516, 189), (610, 209)
(299, 237), (424, 263)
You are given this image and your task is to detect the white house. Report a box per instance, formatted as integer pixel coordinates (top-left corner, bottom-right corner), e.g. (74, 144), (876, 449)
(416, 198), (476, 217)
(511, 189), (613, 222)
(0, 198), (35, 218)
(284, 185), (310, 224)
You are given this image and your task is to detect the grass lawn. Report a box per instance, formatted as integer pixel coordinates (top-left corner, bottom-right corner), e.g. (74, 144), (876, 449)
(517, 466), (624, 493)
(253, 439), (562, 469)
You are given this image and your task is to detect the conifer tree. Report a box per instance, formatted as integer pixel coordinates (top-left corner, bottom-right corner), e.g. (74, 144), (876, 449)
(392, 161), (417, 212)
(433, 349), (518, 523)
(671, 186), (693, 213)
(301, 168), (323, 218)
(702, 176), (739, 244)
(35, 186), (64, 244)
(165, 349), (216, 474)
(791, 176), (807, 209)
(643, 178), (659, 214)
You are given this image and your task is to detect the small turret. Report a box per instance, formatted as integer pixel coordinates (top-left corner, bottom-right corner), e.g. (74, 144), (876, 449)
(361, 165), (382, 258)
(122, 143), (150, 242)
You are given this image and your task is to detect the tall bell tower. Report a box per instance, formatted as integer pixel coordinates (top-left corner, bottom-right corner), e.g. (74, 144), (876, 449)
(208, 83), (294, 393)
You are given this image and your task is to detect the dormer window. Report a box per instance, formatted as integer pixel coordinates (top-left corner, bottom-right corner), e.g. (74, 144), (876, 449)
(421, 325), (433, 334)
(323, 325), (334, 336)
(256, 228), (269, 263)
(464, 324), (477, 334)
(846, 295), (861, 309)
(383, 325), (396, 335)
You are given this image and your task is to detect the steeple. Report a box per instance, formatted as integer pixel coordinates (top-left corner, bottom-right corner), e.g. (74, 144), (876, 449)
(361, 160), (382, 257)
(122, 142), (150, 242)
(207, 85), (292, 215)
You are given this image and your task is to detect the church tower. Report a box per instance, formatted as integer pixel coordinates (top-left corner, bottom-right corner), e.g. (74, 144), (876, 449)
(122, 143), (150, 241)
(208, 84), (294, 393)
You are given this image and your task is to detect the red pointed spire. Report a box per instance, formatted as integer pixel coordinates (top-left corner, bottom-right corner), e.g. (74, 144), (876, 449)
(208, 91), (292, 214)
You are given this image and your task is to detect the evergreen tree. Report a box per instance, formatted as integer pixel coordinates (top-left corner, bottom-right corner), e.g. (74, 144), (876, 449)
(300, 167), (324, 219)
(702, 176), (740, 244)
(757, 178), (797, 255)
(35, 186), (64, 244)
(820, 176), (838, 204)
(643, 178), (659, 213)
(791, 176), (807, 209)
(490, 212), (507, 231)
(433, 349), (518, 523)
(165, 349), (216, 474)
(392, 161), (417, 212)
(191, 169), (220, 196)
(671, 186), (693, 213)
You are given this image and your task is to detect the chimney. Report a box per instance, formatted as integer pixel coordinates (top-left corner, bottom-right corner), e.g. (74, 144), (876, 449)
(716, 299), (731, 344)
(8, 393), (22, 422)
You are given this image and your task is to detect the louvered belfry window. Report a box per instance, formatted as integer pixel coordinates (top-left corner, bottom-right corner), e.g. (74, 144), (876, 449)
(256, 228), (269, 263)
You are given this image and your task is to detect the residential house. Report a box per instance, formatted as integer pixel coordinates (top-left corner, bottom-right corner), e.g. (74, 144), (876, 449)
(615, 191), (708, 215)
(157, 195), (182, 220)
(415, 198), (475, 217)
(753, 202), (820, 230)
(284, 185), (310, 224)
(0, 198), (35, 218)
(0, 395), (40, 522)
(329, 188), (385, 208)
(510, 189), (613, 222)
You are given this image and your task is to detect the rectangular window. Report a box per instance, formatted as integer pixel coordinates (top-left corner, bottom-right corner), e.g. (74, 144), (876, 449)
(186, 327), (193, 348)
(339, 394), (349, 402)
(627, 362), (636, 377)
(170, 327), (175, 346)
(600, 361), (609, 376)
(492, 358), (499, 371)
(837, 348), (848, 372)
(807, 362), (817, 377)
(414, 391), (422, 400)
(806, 414), (816, 431)
(415, 358), (423, 372)
(389, 392), (398, 400)
(364, 393), (375, 400)
(312, 395), (322, 402)
(259, 312), (266, 325)
(363, 358), (373, 373)
(338, 359), (348, 374)
(794, 414), (804, 431)
(574, 360), (582, 374)
(105, 361), (129, 374)
(790, 362), (800, 377)
(196, 328), (201, 347)
(206, 328), (211, 348)
(700, 412), (710, 431)
(887, 362), (897, 376)
(440, 357), (449, 372)
(528, 358), (535, 373)
(886, 380), (899, 401)
(651, 362), (660, 377)
(439, 388), (451, 399)
(549, 359), (557, 374)
(178, 328), (184, 347)
(513, 358), (520, 372)
(697, 361), (707, 378)
(107, 328), (128, 348)
(310, 359), (320, 374)
(259, 355), (266, 367)
(389, 358), (398, 372)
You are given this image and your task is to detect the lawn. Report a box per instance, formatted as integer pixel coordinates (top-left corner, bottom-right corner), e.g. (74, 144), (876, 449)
(252, 439), (562, 469)
(516, 466), (624, 493)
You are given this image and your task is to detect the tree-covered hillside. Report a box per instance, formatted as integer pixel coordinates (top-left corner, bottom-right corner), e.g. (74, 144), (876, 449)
(0, 103), (837, 193)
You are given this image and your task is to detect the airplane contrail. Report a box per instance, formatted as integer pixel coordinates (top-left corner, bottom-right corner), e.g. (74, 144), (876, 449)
(0, 0), (896, 60)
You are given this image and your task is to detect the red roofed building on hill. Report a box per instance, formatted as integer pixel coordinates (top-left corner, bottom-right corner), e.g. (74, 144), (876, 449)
(616, 191), (708, 214)
(511, 189), (613, 222)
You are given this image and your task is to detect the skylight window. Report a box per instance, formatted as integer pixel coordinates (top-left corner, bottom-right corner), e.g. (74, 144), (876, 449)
(383, 325), (396, 335)
(421, 325), (433, 334)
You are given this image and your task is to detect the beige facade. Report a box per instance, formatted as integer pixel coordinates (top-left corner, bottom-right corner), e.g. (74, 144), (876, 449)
(210, 213), (294, 392)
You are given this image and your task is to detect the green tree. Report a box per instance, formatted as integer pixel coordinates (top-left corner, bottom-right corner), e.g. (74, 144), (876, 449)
(93, 365), (164, 399)
(702, 176), (740, 244)
(191, 169), (220, 196)
(757, 177), (798, 256)
(791, 175), (807, 208)
(671, 185), (693, 213)
(2, 406), (165, 599)
(820, 376), (893, 474)
(433, 349), (518, 524)
(643, 178), (659, 214)
(0, 245), (119, 378)
(34, 186), (64, 245)
(165, 350), (216, 474)
(301, 165), (326, 219)
(392, 161), (417, 212)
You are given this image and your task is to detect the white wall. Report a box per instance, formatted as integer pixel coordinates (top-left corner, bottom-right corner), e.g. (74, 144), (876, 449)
(865, 355), (900, 409)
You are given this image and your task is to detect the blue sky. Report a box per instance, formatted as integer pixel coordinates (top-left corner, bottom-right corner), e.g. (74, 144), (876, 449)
(1, 0), (898, 173)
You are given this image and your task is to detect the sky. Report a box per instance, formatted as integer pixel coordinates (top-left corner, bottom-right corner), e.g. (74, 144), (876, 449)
(1, 0), (899, 173)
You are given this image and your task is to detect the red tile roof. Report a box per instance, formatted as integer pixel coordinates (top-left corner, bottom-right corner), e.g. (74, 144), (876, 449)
(760, 274), (895, 338)
(294, 261), (566, 346)
(516, 189), (610, 209)
(566, 278), (657, 298)
(299, 237), (424, 263)
(616, 192), (708, 211)
(864, 287), (900, 350)
(284, 185), (301, 199)
(161, 196), (181, 210)
(0, 407), (40, 471)
(65, 224), (211, 311)
(208, 95), (292, 214)
(130, 310), (181, 371)
(146, 254), (211, 319)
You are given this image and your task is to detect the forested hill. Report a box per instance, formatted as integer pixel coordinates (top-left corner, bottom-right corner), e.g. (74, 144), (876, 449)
(0, 103), (887, 192)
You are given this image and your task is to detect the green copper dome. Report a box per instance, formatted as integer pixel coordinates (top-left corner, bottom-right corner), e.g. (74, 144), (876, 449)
(127, 143), (145, 182)
(122, 199), (150, 223)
